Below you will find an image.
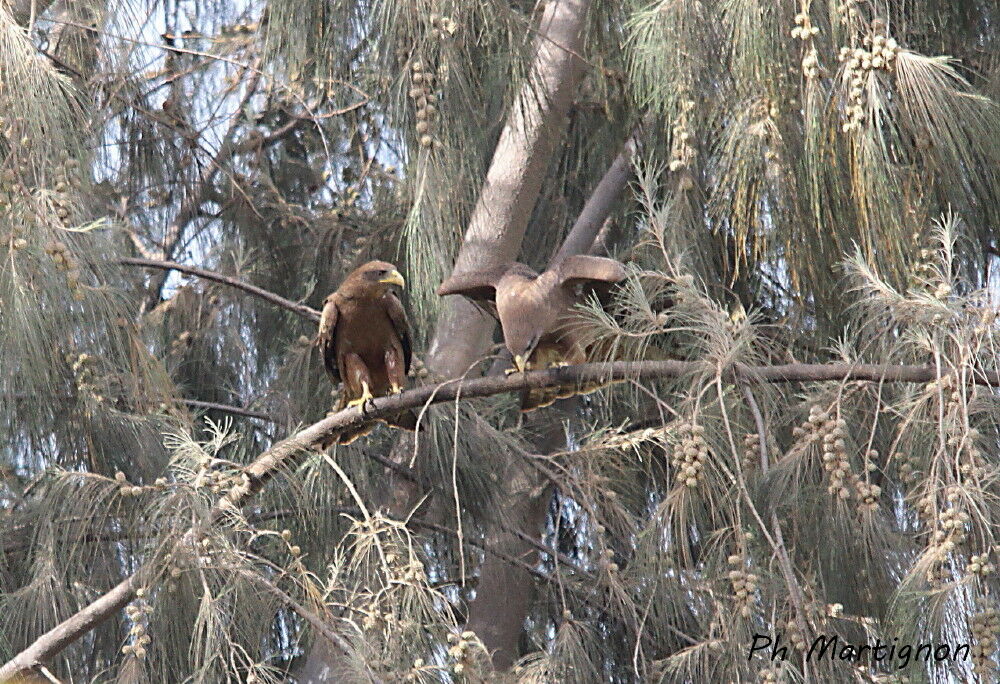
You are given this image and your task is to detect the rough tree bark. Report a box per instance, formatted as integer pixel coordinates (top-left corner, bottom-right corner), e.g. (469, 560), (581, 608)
(424, 0), (591, 378)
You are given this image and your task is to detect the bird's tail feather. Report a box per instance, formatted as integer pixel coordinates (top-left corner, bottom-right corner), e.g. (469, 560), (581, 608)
(520, 379), (622, 412)
(319, 423), (376, 447)
(384, 409), (420, 432)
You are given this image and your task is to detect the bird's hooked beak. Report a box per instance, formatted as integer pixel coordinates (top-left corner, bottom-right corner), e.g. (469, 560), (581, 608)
(379, 269), (406, 288)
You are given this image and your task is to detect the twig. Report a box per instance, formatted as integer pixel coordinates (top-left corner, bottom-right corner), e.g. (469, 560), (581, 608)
(119, 257), (320, 322)
(413, 520), (589, 587)
(240, 571), (360, 667)
(739, 383), (770, 473)
(180, 399), (272, 421)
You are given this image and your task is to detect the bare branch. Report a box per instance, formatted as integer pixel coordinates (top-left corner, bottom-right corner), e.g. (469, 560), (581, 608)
(179, 399), (273, 421)
(0, 577), (138, 682)
(551, 126), (640, 264)
(119, 257), (320, 322)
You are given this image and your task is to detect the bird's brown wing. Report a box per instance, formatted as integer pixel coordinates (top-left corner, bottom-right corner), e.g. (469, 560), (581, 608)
(556, 254), (627, 304)
(383, 292), (412, 374)
(317, 297), (340, 383)
(556, 254), (627, 287)
(436, 265), (512, 320)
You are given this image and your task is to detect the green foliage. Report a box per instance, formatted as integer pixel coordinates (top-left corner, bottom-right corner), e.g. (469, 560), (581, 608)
(4, 0), (1000, 682)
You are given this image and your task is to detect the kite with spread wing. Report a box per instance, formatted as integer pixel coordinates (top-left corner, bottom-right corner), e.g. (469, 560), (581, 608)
(317, 260), (419, 443)
(437, 255), (626, 411)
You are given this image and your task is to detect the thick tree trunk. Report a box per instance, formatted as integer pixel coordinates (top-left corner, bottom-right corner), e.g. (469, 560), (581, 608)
(464, 405), (572, 669)
(426, 0), (591, 378)
(405, 0), (592, 669)
(301, 3), (593, 677)
(466, 466), (552, 668)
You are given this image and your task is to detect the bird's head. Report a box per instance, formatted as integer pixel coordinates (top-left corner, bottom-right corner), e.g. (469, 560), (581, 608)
(356, 260), (405, 292)
(497, 315), (542, 373)
(495, 267), (544, 372)
(508, 331), (541, 373)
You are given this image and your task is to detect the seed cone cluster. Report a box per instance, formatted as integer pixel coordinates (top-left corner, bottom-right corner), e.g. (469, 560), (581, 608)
(917, 488), (970, 585)
(669, 421), (707, 489)
(44, 239), (85, 300)
(668, 100), (697, 173)
(971, 606), (1000, 678)
(122, 592), (153, 659)
(727, 552), (758, 618)
(409, 60), (440, 149)
(838, 32), (899, 132)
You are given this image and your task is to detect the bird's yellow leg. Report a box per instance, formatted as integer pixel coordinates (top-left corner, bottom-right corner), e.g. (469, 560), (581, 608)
(548, 360), (570, 368)
(389, 383), (403, 395)
(346, 381), (374, 408)
(505, 354), (528, 375)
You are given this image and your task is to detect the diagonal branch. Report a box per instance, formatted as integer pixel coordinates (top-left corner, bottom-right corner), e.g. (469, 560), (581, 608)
(4, 357), (1000, 680)
(428, 0), (591, 380)
(550, 125), (641, 264)
(119, 257), (321, 322)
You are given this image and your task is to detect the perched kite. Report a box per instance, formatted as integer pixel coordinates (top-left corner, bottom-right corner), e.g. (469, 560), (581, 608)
(317, 260), (418, 443)
(437, 255), (626, 410)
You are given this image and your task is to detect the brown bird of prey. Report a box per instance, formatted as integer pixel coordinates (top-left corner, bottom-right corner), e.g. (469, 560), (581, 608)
(317, 260), (419, 443)
(437, 254), (626, 411)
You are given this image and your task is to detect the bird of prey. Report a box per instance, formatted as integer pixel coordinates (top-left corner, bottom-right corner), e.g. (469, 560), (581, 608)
(317, 260), (418, 443)
(437, 254), (626, 410)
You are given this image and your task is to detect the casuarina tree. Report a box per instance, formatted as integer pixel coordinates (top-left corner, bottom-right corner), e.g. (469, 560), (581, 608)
(3, 1), (1000, 682)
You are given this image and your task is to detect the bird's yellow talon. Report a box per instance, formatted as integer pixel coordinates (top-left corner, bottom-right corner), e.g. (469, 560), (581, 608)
(504, 367), (521, 376)
(389, 384), (403, 395)
(347, 382), (374, 408)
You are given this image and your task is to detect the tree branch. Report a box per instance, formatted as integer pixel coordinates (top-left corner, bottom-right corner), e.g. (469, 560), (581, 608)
(0, 576), (139, 682)
(551, 126), (640, 264)
(180, 399), (273, 421)
(4, 356), (997, 680)
(119, 257), (320, 322)
(427, 0), (591, 379)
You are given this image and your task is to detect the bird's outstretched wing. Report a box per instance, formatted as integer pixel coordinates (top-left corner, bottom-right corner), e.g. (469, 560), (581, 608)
(556, 254), (626, 286)
(436, 265), (513, 320)
(556, 255), (626, 302)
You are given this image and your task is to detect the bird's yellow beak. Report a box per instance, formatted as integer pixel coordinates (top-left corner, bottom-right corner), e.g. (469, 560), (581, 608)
(514, 354), (527, 373)
(379, 270), (405, 288)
